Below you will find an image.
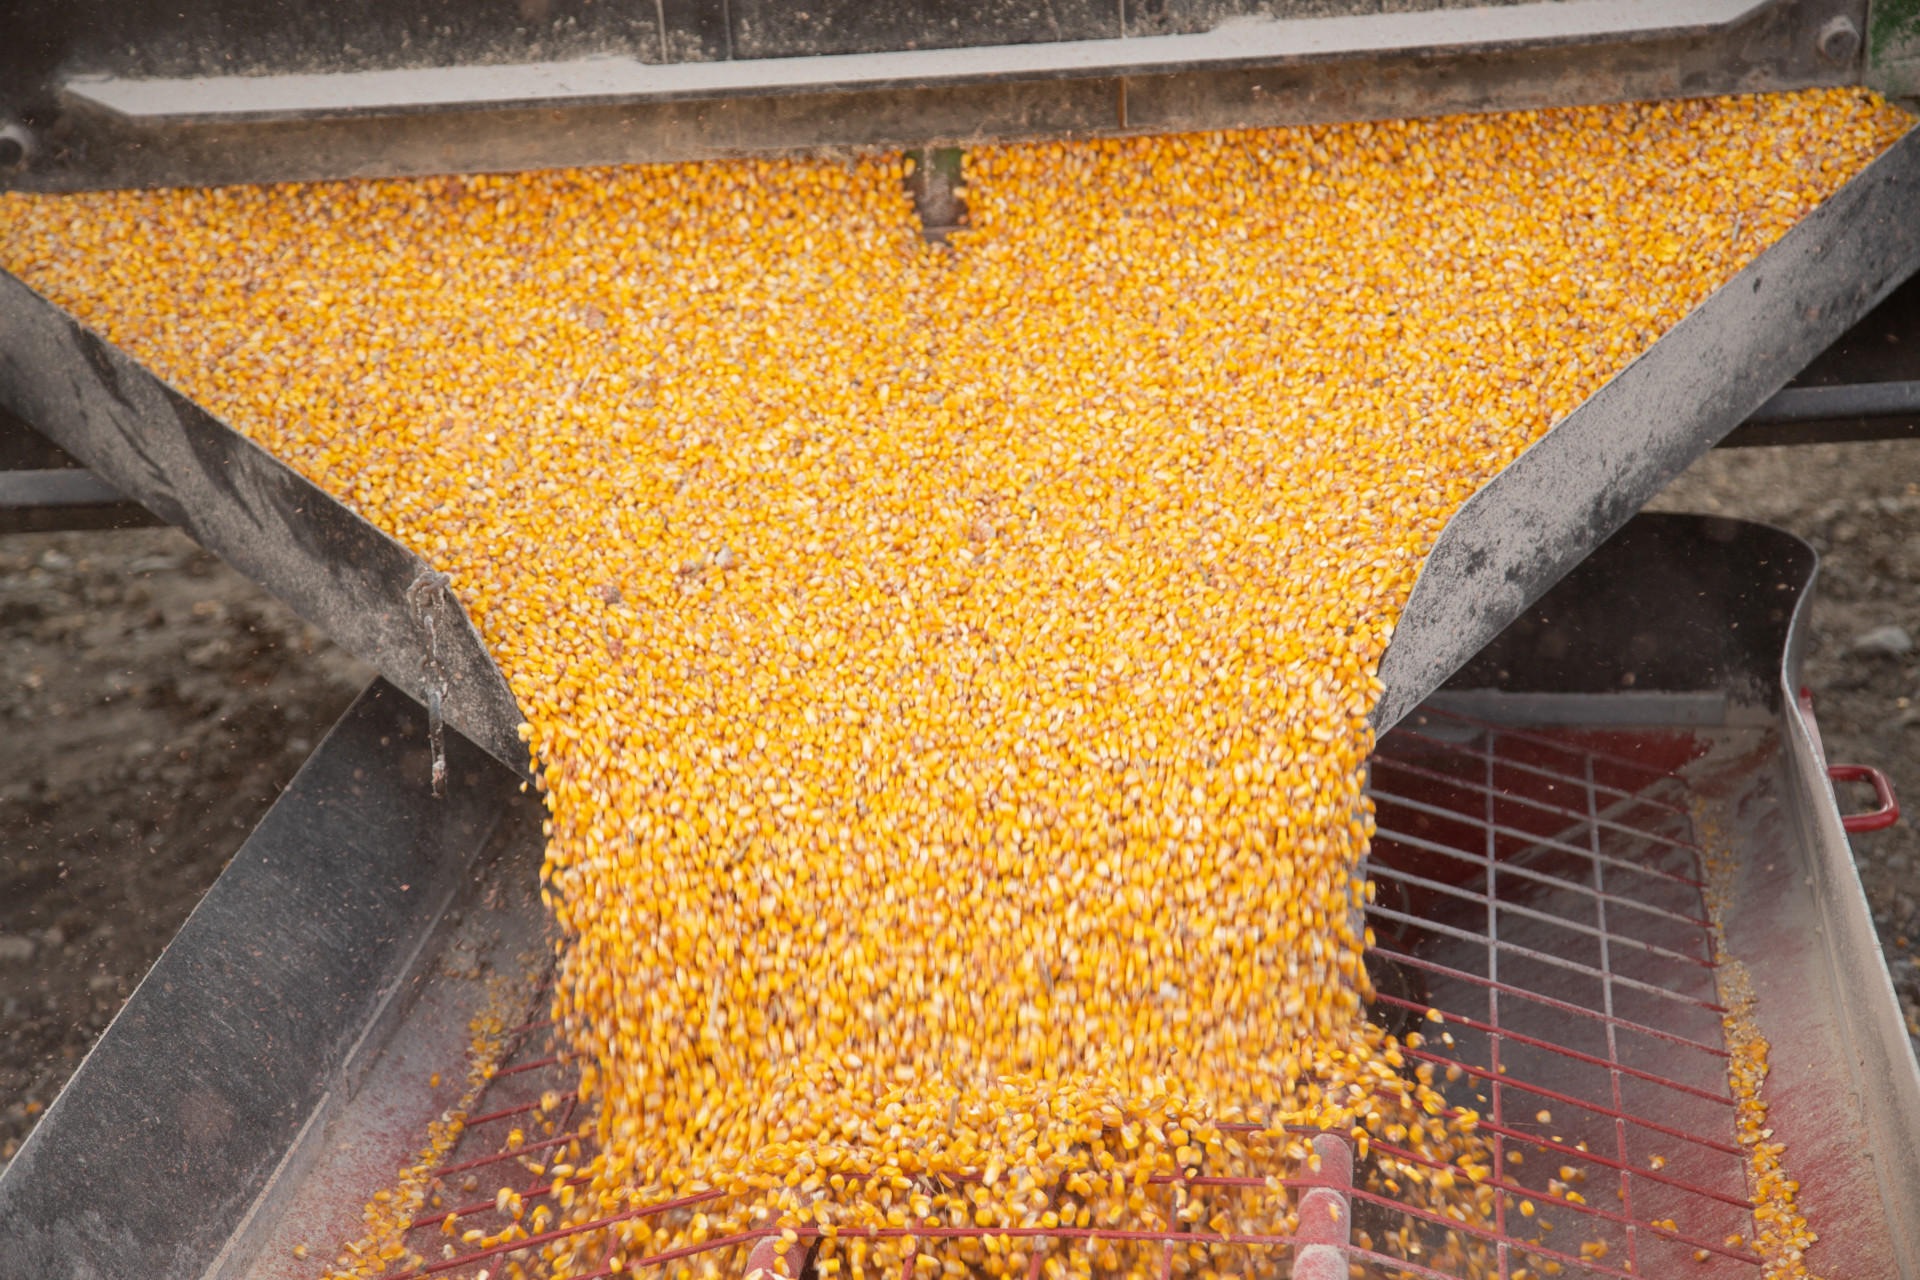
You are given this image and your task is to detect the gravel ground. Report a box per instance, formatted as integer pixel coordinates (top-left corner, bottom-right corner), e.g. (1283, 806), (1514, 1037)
(2, 441), (1919, 1171)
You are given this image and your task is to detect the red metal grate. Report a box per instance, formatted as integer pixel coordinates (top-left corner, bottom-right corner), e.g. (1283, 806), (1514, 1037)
(1361, 706), (1759, 1279)
(373, 705), (1765, 1280)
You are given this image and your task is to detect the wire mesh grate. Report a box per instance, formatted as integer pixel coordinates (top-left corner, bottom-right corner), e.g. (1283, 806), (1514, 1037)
(1362, 706), (1759, 1279)
(367, 706), (1763, 1280)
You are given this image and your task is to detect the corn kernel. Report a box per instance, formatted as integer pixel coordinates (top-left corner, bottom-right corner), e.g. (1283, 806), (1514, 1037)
(0, 87), (1899, 1280)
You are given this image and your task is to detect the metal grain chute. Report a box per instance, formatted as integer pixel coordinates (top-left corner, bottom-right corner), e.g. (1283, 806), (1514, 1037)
(1, 0), (1918, 1273)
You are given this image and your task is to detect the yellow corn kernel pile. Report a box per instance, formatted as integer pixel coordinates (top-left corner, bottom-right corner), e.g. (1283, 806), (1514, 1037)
(0, 87), (1906, 1279)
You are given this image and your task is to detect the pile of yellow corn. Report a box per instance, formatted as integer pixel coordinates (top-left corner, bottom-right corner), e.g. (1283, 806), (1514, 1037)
(0, 86), (1906, 1280)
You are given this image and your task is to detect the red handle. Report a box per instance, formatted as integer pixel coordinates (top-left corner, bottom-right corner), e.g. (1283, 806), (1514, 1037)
(1828, 764), (1900, 833)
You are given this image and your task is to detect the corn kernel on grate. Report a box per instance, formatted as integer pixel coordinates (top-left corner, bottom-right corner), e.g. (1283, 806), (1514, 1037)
(0, 87), (1905, 1280)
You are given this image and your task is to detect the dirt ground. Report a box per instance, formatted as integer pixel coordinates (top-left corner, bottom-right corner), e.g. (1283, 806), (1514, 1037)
(3, 440), (1920, 1168)
(0, 528), (370, 1162)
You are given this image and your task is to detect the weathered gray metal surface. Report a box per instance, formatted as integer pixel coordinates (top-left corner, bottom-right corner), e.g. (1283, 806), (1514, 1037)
(1717, 264), (1920, 443)
(0, 269), (530, 773)
(1773, 562), (1920, 1276)
(0, 680), (532, 1280)
(225, 871), (550, 1280)
(65, 0), (1779, 122)
(0, 467), (128, 506)
(0, 410), (164, 530)
(1751, 377), (1920, 420)
(1369, 122), (1920, 734)
(4, 0), (1866, 190)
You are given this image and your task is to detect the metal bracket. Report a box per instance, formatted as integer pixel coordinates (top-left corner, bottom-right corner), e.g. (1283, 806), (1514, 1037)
(0, 406), (163, 532)
(0, 467), (163, 533)
(1719, 378), (1920, 445)
(406, 569), (455, 798)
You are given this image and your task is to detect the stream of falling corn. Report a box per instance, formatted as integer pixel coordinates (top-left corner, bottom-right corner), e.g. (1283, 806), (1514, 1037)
(1, 88), (1908, 1280)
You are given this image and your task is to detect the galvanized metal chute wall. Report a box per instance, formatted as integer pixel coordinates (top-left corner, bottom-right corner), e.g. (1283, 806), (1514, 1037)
(1410, 513), (1920, 1271)
(0, 681), (534, 1280)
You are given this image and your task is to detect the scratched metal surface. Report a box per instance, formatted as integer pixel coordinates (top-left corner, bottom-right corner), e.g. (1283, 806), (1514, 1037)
(0, 681), (528, 1280)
